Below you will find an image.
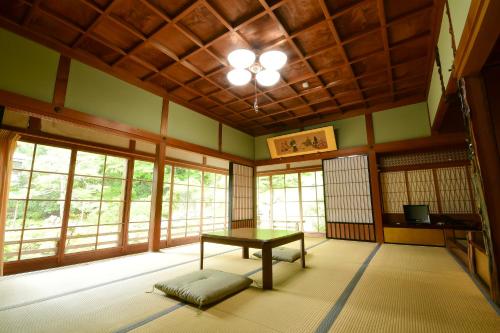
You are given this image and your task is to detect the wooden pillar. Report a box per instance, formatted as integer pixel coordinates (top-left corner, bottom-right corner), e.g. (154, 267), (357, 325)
(465, 75), (500, 303)
(148, 99), (169, 252)
(58, 149), (76, 264)
(365, 114), (384, 243)
(121, 140), (135, 252)
(52, 55), (71, 108)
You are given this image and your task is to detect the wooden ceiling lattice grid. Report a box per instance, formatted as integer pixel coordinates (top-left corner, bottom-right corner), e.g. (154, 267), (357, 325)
(0, 0), (442, 135)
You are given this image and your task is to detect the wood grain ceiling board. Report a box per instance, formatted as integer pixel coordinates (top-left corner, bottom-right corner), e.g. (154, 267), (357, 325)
(0, 0), (443, 135)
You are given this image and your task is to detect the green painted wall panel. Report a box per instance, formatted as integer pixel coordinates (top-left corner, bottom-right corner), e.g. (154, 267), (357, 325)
(167, 102), (219, 150)
(0, 28), (59, 102)
(427, 61), (442, 125)
(437, 13), (454, 86)
(65, 61), (163, 133)
(373, 102), (431, 143)
(449, 0), (472, 46)
(222, 125), (254, 160)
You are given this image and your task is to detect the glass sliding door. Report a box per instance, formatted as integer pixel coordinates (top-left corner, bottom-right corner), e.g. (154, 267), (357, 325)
(4, 142), (71, 261)
(127, 160), (154, 245)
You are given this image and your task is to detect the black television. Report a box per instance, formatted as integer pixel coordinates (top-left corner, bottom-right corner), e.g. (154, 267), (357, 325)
(403, 205), (431, 224)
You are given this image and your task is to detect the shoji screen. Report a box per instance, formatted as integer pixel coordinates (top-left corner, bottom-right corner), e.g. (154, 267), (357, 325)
(229, 163), (254, 229)
(323, 155), (375, 241)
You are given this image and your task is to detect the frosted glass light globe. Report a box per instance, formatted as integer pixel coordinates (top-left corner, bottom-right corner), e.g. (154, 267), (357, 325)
(259, 51), (287, 70)
(227, 69), (252, 86)
(227, 49), (256, 69)
(256, 70), (280, 86)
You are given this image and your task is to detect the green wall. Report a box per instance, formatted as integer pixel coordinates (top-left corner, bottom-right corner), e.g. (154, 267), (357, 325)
(254, 116), (367, 160)
(0, 28), (59, 102)
(427, 0), (472, 126)
(167, 102), (219, 150)
(449, 0), (472, 45)
(65, 61), (163, 133)
(222, 125), (255, 160)
(373, 102), (431, 143)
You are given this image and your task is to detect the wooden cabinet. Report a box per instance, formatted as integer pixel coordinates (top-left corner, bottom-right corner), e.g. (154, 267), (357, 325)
(384, 226), (445, 246)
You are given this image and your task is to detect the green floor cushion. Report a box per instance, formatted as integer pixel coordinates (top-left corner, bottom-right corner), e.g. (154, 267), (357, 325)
(253, 247), (306, 263)
(154, 269), (252, 307)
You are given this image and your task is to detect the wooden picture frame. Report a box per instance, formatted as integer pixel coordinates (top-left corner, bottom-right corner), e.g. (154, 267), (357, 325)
(267, 126), (337, 158)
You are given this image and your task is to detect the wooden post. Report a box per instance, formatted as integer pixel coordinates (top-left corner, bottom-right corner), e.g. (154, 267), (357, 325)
(148, 99), (169, 252)
(368, 151), (384, 243)
(52, 55), (71, 108)
(121, 140), (135, 252)
(58, 149), (76, 264)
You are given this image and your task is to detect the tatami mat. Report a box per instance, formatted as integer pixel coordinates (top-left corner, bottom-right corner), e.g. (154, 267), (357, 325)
(329, 244), (500, 333)
(0, 240), (498, 333)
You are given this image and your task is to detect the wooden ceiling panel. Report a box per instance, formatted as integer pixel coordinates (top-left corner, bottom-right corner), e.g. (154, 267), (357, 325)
(0, 0), (442, 135)
(148, 0), (194, 18)
(390, 36), (429, 65)
(163, 62), (199, 83)
(238, 14), (282, 49)
(41, 0), (98, 29)
(0, 1), (30, 23)
(333, 0), (380, 40)
(309, 48), (344, 72)
(207, 0), (264, 26)
(387, 10), (431, 45)
(281, 61), (313, 82)
(153, 25), (197, 57)
(274, 0), (324, 34)
(384, 0), (433, 21)
(294, 22), (336, 55)
(115, 57), (153, 79)
(93, 17), (141, 50)
(148, 75), (180, 92)
(344, 30), (384, 60)
(110, 0), (164, 36)
(134, 43), (175, 69)
(178, 5), (228, 43)
(28, 12), (80, 45)
(186, 50), (222, 74)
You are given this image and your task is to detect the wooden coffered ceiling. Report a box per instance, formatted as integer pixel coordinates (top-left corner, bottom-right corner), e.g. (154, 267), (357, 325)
(0, 0), (443, 135)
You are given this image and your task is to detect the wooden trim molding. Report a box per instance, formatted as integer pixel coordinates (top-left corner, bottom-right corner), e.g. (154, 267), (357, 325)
(52, 55), (71, 107)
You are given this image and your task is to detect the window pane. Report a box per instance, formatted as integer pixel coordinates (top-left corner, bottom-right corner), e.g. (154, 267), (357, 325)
(12, 142), (34, 170)
(303, 202), (318, 216)
(172, 202), (187, 219)
(203, 172), (215, 187)
(301, 187), (317, 201)
(72, 176), (102, 200)
(301, 172), (316, 186)
(215, 174), (226, 188)
(9, 170), (30, 199)
(6, 200), (25, 230)
(203, 188), (215, 203)
(316, 171), (323, 185)
(69, 201), (100, 226)
(131, 180), (152, 201)
(286, 202), (300, 217)
(174, 167), (189, 184)
(100, 202), (123, 224)
(258, 176), (270, 193)
(203, 202), (214, 218)
(172, 184), (188, 202)
(286, 188), (299, 201)
(4, 230), (21, 243)
(285, 173), (298, 187)
(75, 151), (105, 177)
(272, 175), (284, 188)
(303, 217), (318, 233)
(273, 188), (285, 202)
(20, 241), (57, 260)
(33, 145), (71, 173)
(129, 202), (151, 222)
(24, 200), (64, 228)
(162, 184), (171, 201)
(99, 224), (121, 234)
(133, 160), (154, 181)
(29, 173), (68, 200)
(188, 186), (201, 202)
(3, 243), (20, 262)
(189, 169), (202, 186)
(215, 188), (226, 202)
(105, 156), (127, 178)
(22, 228), (60, 241)
(316, 186), (324, 201)
(164, 165), (172, 181)
(67, 226), (98, 237)
(102, 178), (125, 201)
(214, 203), (226, 217)
(187, 202), (201, 218)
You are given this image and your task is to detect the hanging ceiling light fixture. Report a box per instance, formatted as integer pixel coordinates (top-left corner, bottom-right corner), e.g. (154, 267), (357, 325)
(227, 48), (287, 111)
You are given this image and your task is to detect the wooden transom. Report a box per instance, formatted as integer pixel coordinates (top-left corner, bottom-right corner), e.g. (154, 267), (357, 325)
(0, 0), (441, 135)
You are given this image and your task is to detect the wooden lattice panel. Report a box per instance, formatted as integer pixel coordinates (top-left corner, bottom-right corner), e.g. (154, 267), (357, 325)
(436, 166), (474, 214)
(0, 0), (443, 135)
(407, 169), (439, 213)
(379, 148), (468, 168)
(380, 171), (408, 213)
(230, 163), (253, 221)
(323, 155), (373, 224)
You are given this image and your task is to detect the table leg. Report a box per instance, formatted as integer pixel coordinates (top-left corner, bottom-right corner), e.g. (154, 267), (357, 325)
(242, 246), (249, 259)
(200, 239), (204, 270)
(262, 245), (273, 290)
(301, 235), (306, 268)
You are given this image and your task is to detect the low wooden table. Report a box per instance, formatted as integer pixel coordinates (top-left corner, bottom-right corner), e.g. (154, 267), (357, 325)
(200, 228), (305, 290)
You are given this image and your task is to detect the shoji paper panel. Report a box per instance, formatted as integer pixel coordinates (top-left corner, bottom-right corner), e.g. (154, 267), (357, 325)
(323, 155), (373, 224)
(437, 166), (474, 213)
(407, 169), (439, 213)
(380, 171), (408, 213)
(230, 163), (254, 222)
